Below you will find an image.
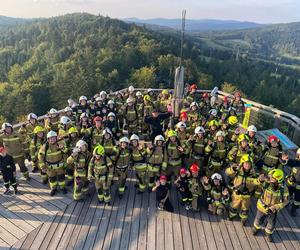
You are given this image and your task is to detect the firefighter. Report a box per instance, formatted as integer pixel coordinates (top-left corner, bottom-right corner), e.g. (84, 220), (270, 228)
(64, 107), (76, 125)
(67, 140), (91, 201)
(205, 131), (228, 177)
(100, 128), (117, 161)
(113, 136), (131, 198)
(58, 116), (72, 140)
(0, 123), (29, 180)
(75, 96), (90, 120)
(188, 126), (207, 176)
(140, 95), (154, 140)
(246, 125), (264, 163)
(130, 134), (147, 193)
(188, 163), (203, 211)
(226, 115), (239, 146)
(105, 112), (119, 139)
(45, 108), (60, 132)
(88, 145), (114, 204)
(152, 175), (174, 212)
(186, 83), (198, 104)
(0, 147), (18, 195)
(226, 155), (264, 225)
(78, 112), (92, 137)
(285, 148), (300, 217)
(38, 131), (68, 196)
(122, 97), (139, 136)
(257, 135), (288, 175)
(175, 168), (192, 210)
(199, 92), (211, 117)
(203, 173), (230, 216)
(158, 89), (170, 113)
(206, 120), (219, 141)
(29, 126), (47, 181)
(252, 169), (289, 242)
(146, 135), (167, 190)
(88, 116), (103, 150)
(163, 130), (185, 184)
(230, 91), (244, 121)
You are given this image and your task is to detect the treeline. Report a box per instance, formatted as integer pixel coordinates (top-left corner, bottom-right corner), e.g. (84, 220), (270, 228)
(0, 13), (299, 122)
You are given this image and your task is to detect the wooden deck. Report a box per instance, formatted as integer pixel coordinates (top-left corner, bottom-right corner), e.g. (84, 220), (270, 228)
(0, 170), (299, 250)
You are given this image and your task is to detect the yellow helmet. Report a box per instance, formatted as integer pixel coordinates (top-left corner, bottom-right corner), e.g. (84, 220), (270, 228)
(240, 154), (252, 164)
(269, 169), (284, 183)
(68, 127), (78, 134)
(167, 130), (177, 138)
(33, 126), (45, 134)
(161, 89), (169, 95)
(208, 120), (218, 127)
(238, 134), (249, 144)
(143, 95), (151, 101)
(228, 115), (238, 125)
(93, 145), (105, 156)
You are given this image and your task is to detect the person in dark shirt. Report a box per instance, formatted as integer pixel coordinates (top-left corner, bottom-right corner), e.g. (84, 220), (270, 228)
(152, 175), (174, 212)
(145, 109), (172, 142)
(175, 168), (192, 210)
(0, 147), (18, 194)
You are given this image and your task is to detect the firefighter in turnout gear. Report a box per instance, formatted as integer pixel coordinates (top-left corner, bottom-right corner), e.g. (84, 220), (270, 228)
(89, 116), (104, 150)
(130, 134), (147, 193)
(67, 140), (91, 201)
(122, 97), (139, 136)
(246, 125), (264, 163)
(205, 131), (228, 177)
(38, 131), (68, 196)
(226, 155), (264, 225)
(58, 116), (72, 140)
(252, 169), (289, 242)
(188, 163), (203, 211)
(0, 122), (30, 180)
(175, 168), (192, 210)
(113, 137), (131, 198)
(146, 135), (167, 190)
(88, 145), (114, 204)
(203, 173), (230, 215)
(101, 128), (117, 160)
(45, 108), (60, 132)
(286, 148), (300, 217)
(30, 126), (47, 181)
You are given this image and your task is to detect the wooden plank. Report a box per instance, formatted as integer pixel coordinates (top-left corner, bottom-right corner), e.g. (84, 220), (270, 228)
(74, 192), (98, 249)
(137, 191), (149, 250)
(170, 189), (183, 250)
(19, 225), (43, 250)
(147, 191), (157, 250)
(0, 224), (18, 246)
(0, 235), (10, 249)
(207, 212), (226, 250)
(10, 235), (27, 250)
(156, 210), (164, 250)
(215, 215), (234, 250)
(193, 206), (208, 250)
(110, 172), (135, 250)
(0, 213), (26, 240)
(67, 194), (95, 249)
(186, 210), (200, 250)
(55, 201), (85, 249)
(0, 203), (35, 233)
(230, 219), (251, 250)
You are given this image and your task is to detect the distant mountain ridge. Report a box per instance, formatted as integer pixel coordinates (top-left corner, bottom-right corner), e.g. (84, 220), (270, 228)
(0, 15), (32, 27)
(122, 18), (265, 31)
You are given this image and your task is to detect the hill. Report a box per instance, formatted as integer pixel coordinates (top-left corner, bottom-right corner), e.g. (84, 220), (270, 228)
(123, 18), (264, 31)
(0, 15), (33, 28)
(0, 13), (299, 123)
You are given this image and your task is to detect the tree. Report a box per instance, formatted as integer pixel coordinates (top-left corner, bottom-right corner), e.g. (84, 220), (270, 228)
(130, 66), (156, 88)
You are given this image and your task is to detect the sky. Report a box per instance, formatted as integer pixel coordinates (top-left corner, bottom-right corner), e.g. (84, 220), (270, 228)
(1, 0), (300, 23)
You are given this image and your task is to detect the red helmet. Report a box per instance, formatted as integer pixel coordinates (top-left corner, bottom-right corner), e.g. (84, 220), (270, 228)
(203, 92), (209, 98)
(160, 175), (167, 181)
(0, 147), (6, 154)
(190, 163), (199, 173)
(190, 84), (197, 91)
(234, 91), (241, 97)
(223, 96), (228, 104)
(180, 168), (187, 175)
(268, 135), (279, 143)
(93, 116), (102, 124)
(180, 112), (188, 120)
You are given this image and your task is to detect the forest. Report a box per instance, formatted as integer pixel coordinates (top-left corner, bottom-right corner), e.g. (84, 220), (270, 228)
(0, 13), (299, 123)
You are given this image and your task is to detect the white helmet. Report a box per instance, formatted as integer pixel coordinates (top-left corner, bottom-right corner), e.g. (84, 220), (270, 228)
(49, 108), (58, 114)
(154, 135), (165, 144)
(102, 128), (112, 136)
(27, 113), (37, 120)
(107, 112), (116, 118)
(211, 173), (222, 181)
(100, 91), (107, 97)
(80, 112), (89, 119)
(216, 131), (225, 138)
(108, 100), (114, 105)
(209, 109), (218, 117)
(247, 125), (257, 133)
(60, 116), (71, 125)
(64, 106), (72, 113)
(130, 134), (139, 141)
(76, 140), (87, 149)
(297, 148), (300, 155)
(136, 91), (142, 97)
(190, 102), (198, 108)
(128, 85), (135, 92)
(79, 96), (87, 102)
(195, 126), (205, 134)
(147, 88), (153, 93)
(47, 130), (57, 139)
(1, 123), (12, 130)
(120, 137), (129, 144)
(67, 99), (75, 105)
(72, 147), (81, 155)
(95, 97), (102, 102)
(176, 122), (187, 129)
(126, 97), (134, 104)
